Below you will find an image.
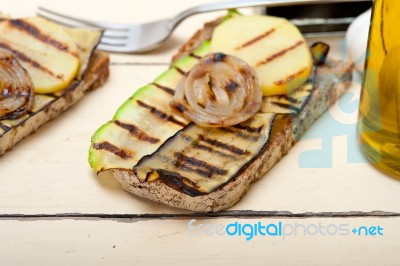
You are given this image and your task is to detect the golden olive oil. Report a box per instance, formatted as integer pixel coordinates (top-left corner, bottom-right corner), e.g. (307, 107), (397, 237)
(358, 0), (400, 177)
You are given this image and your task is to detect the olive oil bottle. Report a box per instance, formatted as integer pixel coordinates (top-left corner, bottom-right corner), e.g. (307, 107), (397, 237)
(358, 0), (400, 177)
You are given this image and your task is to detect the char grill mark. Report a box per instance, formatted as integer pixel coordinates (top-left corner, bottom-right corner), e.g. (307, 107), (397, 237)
(256, 40), (305, 67)
(272, 102), (301, 113)
(274, 67), (307, 86)
(174, 152), (228, 178)
(233, 124), (264, 134)
(0, 42), (63, 79)
(199, 135), (250, 156)
(174, 162), (216, 178)
(93, 141), (133, 159)
(152, 83), (175, 96)
(225, 80), (239, 92)
(136, 100), (186, 127)
(205, 76), (217, 101)
(0, 123), (10, 132)
(287, 96), (301, 104)
(212, 53), (226, 62)
(171, 102), (188, 113)
(189, 52), (201, 59)
(8, 19), (79, 58)
(114, 120), (159, 144)
(219, 127), (260, 142)
(46, 93), (61, 99)
(235, 28), (276, 50)
(193, 143), (236, 159)
(173, 66), (186, 75)
(268, 95), (301, 105)
(156, 169), (205, 197)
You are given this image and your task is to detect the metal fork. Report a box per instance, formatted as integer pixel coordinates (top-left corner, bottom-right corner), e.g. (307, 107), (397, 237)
(37, 0), (370, 53)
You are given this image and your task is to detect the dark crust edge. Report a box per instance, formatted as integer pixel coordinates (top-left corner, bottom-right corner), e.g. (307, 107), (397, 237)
(171, 17), (223, 63)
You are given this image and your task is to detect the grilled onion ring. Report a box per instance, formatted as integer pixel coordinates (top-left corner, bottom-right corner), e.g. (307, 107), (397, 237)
(170, 53), (262, 127)
(0, 48), (34, 120)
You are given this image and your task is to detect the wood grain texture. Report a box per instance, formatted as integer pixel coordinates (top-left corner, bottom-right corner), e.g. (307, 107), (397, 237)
(0, 218), (399, 265)
(1, 0), (399, 264)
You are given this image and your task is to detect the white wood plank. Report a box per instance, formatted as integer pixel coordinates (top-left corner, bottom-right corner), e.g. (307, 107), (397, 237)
(2, 0), (400, 215)
(0, 217), (399, 265)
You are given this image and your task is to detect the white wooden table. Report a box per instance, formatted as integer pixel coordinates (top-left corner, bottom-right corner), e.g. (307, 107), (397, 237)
(1, 1), (400, 265)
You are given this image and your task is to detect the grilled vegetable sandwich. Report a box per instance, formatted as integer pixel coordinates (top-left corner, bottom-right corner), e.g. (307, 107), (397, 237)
(89, 12), (353, 212)
(0, 16), (109, 155)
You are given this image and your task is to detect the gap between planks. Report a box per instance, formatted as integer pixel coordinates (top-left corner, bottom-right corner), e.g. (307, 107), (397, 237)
(0, 211), (399, 222)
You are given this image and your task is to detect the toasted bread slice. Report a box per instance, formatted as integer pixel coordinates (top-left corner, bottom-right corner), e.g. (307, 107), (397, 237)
(90, 17), (352, 213)
(0, 50), (109, 155)
(0, 15), (109, 155)
(112, 61), (352, 213)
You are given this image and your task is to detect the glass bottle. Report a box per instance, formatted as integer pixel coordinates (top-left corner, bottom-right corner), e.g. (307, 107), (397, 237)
(358, 0), (400, 177)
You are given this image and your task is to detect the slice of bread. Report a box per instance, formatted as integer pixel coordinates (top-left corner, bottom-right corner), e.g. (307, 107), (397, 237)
(113, 62), (352, 213)
(0, 50), (109, 155)
(107, 18), (353, 213)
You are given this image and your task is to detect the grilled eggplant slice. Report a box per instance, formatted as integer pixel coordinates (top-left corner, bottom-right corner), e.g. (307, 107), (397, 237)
(134, 114), (276, 196)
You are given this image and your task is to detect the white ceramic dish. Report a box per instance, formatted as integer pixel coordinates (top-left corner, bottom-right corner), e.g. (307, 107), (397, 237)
(345, 9), (371, 72)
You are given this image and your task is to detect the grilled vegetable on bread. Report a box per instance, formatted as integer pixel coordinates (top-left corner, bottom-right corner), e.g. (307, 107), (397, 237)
(89, 14), (353, 212)
(134, 42), (329, 197)
(0, 16), (109, 156)
(0, 48), (34, 120)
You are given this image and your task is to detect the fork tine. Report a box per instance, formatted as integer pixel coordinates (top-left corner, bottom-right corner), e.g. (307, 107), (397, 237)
(100, 36), (129, 46)
(37, 11), (129, 39)
(37, 6), (132, 52)
(102, 30), (129, 39)
(37, 7), (130, 31)
(36, 12), (92, 29)
(97, 43), (131, 53)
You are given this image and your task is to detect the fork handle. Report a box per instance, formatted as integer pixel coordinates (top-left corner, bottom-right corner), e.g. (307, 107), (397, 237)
(170, 0), (371, 29)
